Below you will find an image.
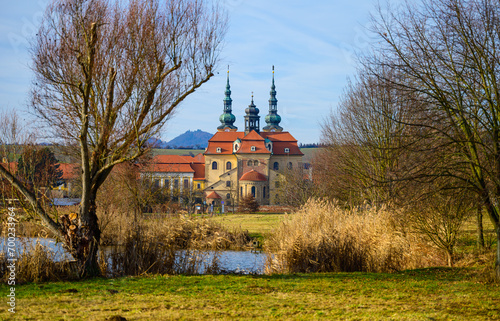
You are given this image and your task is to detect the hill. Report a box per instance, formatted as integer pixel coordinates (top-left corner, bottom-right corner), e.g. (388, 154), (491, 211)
(166, 129), (213, 148)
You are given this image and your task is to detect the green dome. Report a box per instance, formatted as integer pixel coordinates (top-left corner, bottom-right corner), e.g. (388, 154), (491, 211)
(265, 114), (281, 124)
(219, 113), (236, 123)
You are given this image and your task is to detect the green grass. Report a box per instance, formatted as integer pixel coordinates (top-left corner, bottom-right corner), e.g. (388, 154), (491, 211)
(151, 148), (205, 156)
(208, 213), (286, 240)
(2, 268), (498, 320)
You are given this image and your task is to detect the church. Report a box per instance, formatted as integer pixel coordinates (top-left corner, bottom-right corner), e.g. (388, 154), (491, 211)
(203, 67), (304, 206)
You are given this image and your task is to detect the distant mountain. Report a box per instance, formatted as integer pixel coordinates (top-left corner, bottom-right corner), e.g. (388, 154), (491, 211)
(166, 129), (212, 149)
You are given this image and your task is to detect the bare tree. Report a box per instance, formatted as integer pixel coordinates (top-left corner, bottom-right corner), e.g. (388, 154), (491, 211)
(407, 185), (474, 267)
(368, 0), (500, 279)
(275, 166), (315, 208)
(0, 0), (226, 276)
(320, 69), (415, 207)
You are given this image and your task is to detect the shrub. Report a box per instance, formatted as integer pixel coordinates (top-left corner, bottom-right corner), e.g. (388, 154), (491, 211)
(265, 198), (429, 274)
(238, 195), (259, 213)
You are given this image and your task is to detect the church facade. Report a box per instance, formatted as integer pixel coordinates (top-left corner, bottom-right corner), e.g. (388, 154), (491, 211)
(204, 67), (303, 206)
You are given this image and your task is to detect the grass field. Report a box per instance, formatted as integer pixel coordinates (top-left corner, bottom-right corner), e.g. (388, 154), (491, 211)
(208, 214), (286, 240)
(3, 268), (498, 320)
(150, 147), (322, 162)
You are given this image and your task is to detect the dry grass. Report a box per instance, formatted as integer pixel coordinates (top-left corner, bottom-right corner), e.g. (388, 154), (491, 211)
(102, 216), (253, 277)
(0, 211), (254, 282)
(265, 198), (437, 274)
(0, 241), (77, 284)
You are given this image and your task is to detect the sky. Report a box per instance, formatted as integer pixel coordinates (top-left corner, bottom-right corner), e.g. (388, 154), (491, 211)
(0, 0), (386, 145)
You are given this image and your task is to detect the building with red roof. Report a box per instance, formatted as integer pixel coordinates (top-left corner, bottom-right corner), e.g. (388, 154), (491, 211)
(140, 154), (206, 198)
(204, 67), (303, 206)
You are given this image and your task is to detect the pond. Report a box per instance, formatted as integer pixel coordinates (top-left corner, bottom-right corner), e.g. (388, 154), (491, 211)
(1, 237), (267, 274)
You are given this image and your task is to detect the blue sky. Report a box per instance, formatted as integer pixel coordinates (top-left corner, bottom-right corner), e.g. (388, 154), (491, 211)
(0, 0), (384, 144)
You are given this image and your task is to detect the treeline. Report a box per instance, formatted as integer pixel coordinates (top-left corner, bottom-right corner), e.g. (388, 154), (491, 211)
(298, 143), (326, 148)
(276, 0), (500, 279)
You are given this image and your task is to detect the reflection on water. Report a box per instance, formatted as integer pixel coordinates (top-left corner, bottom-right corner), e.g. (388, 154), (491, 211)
(1, 237), (267, 274)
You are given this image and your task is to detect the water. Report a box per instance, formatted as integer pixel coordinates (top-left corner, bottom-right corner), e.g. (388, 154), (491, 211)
(0, 237), (74, 262)
(1, 237), (267, 274)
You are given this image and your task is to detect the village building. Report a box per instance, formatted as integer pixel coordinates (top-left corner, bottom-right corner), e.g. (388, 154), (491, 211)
(140, 154), (205, 201)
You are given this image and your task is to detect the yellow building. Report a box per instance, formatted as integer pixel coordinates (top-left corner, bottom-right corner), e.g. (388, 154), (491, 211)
(204, 67), (303, 206)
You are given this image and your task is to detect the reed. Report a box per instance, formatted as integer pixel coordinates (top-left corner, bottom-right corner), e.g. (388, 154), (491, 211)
(0, 241), (76, 284)
(265, 198), (430, 274)
(1, 213), (253, 282)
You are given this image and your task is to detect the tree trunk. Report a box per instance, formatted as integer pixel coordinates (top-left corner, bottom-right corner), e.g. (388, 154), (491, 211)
(446, 249), (453, 267)
(496, 226), (500, 281)
(477, 198), (485, 249)
(77, 199), (101, 277)
(60, 196), (101, 277)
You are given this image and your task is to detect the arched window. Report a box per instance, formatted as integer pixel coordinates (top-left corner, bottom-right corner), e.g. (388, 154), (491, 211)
(247, 160), (253, 166)
(226, 162), (232, 170)
(253, 160), (259, 166)
(212, 161), (218, 170)
(251, 186), (256, 197)
(273, 162), (279, 171)
(251, 146), (256, 151)
(226, 193), (231, 199)
(263, 186), (266, 199)
(288, 162), (293, 170)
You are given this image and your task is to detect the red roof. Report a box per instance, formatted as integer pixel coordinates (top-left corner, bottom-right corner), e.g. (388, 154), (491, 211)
(142, 154), (205, 176)
(205, 132), (245, 155)
(206, 191), (221, 199)
(205, 130), (303, 156)
(208, 131), (245, 142)
(191, 163), (205, 180)
(152, 155), (203, 164)
(57, 163), (79, 180)
(0, 162), (17, 174)
(261, 132), (304, 156)
(236, 130), (270, 154)
(145, 163), (195, 173)
(239, 170), (267, 181)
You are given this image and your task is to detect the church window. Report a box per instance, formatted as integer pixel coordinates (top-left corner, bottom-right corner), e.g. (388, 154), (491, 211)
(251, 146), (256, 151)
(212, 161), (218, 170)
(226, 181), (231, 187)
(273, 162), (279, 171)
(263, 186), (266, 198)
(226, 161), (232, 170)
(226, 193), (231, 199)
(288, 162), (293, 170)
(247, 160), (253, 166)
(240, 187), (243, 196)
(254, 160), (259, 166)
(216, 147), (222, 153)
(284, 148), (290, 153)
(251, 186), (256, 197)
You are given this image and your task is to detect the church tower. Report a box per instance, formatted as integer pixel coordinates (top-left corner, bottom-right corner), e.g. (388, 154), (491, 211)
(263, 66), (283, 132)
(217, 68), (237, 131)
(244, 93), (260, 134)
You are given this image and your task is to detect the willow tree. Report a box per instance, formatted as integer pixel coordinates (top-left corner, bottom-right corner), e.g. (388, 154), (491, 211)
(0, 0), (226, 276)
(369, 0), (500, 279)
